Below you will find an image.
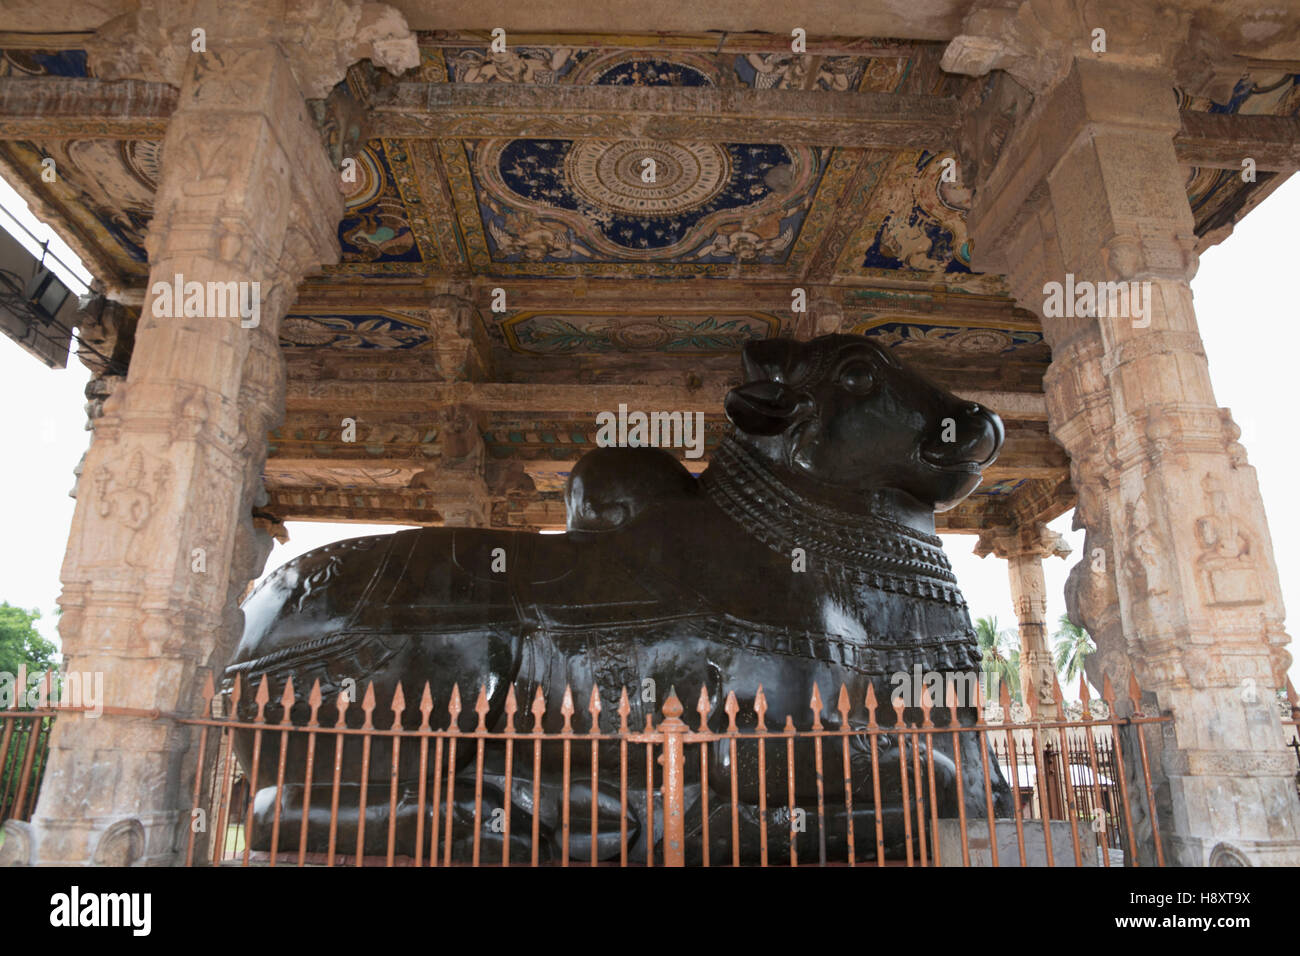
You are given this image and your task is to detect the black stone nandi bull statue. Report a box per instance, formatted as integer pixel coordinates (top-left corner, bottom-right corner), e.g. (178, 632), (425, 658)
(227, 333), (1013, 862)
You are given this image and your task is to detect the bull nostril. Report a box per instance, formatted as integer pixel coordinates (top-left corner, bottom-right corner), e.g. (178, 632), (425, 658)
(978, 408), (1005, 464)
(922, 405), (1005, 468)
(963, 408), (1003, 466)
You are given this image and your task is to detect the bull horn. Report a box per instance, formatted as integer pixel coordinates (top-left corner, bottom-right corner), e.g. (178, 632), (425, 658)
(724, 381), (804, 436)
(741, 338), (799, 383)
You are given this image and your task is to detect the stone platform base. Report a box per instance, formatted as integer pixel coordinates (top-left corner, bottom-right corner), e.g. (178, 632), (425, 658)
(936, 818), (1121, 867)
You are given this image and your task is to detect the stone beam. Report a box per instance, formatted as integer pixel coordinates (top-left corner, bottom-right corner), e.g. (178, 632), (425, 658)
(1174, 111), (1300, 172)
(414, 31), (953, 57)
(0, 77), (173, 138)
(266, 485), (443, 524)
(264, 422), (1063, 494)
(267, 479), (1074, 534)
(266, 480), (1053, 535)
(939, 476), (1075, 534)
(387, 4), (969, 39)
(370, 83), (959, 147)
(494, 452), (1059, 485)
(282, 378), (1049, 422)
(295, 279), (1041, 333)
(0, 5), (968, 40)
(6, 69), (1292, 182)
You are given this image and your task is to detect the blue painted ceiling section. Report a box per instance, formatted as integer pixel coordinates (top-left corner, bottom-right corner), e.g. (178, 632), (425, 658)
(495, 139), (797, 253)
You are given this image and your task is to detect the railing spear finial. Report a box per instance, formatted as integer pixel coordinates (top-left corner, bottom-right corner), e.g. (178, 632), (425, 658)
(1127, 671), (1144, 717)
(279, 676), (296, 726)
(696, 686), (711, 733)
(589, 685), (603, 734)
(617, 686), (630, 734)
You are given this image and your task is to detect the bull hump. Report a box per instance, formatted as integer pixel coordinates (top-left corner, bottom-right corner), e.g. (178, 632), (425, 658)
(284, 535), (387, 615)
(450, 528), (577, 583)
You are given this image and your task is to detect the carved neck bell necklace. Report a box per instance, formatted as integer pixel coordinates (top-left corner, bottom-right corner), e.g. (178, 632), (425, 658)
(701, 436), (966, 607)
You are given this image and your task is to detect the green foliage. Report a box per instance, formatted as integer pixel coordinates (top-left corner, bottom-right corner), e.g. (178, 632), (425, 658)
(1052, 613), (1096, 684)
(0, 602), (59, 678)
(0, 604), (59, 806)
(975, 615), (1022, 703)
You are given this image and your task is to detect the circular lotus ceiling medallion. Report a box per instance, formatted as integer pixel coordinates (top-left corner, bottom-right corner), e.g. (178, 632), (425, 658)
(564, 140), (732, 217)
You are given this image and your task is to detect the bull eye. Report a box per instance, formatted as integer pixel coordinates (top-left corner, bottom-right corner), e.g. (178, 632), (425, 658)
(836, 361), (876, 395)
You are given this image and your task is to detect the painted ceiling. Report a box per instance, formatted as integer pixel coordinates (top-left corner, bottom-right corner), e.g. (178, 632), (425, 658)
(2, 34), (1297, 530)
(4, 37), (1294, 323)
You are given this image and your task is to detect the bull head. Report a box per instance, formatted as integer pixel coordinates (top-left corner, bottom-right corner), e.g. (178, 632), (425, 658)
(724, 335), (1003, 512)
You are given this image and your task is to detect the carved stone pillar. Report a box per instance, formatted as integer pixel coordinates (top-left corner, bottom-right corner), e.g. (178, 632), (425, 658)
(976, 523), (1071, 717)
(958, 47), (1300, 863)
(6, 6), (417, 866)
(407, 291), (493, 526)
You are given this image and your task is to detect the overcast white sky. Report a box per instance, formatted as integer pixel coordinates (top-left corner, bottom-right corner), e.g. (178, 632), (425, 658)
(1, 172), (1296, 695)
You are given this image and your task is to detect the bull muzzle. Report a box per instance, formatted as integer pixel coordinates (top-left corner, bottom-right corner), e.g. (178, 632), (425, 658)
(919, 403), (1004, 472)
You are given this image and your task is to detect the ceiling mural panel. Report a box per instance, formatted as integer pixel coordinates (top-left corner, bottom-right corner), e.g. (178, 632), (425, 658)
(333, 139), (430, 271)
(0, 138), (154, 279)
(0, 49), (91, 78)
(847, 291), (1046, 371)
(445, 47), (587, 85)
(973, 478), (1028, 498)
(441, 46), (854, 90)
(429, 38), (960, 95)
(279, 309), (433, 350)
(735, 54), (868, 91)
(471, 137), (824, 264)
(1180, 73), (1300, 116)
(843, 150), (974, 277)
(1179, 73), (1300, 237)
(853, 321), (1048, 363)
(8, 32), (1296, 533)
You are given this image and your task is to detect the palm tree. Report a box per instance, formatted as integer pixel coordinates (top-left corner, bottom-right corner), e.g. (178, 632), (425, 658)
(975, 615), (1022, 703)
(1052, 614), (1096, 684)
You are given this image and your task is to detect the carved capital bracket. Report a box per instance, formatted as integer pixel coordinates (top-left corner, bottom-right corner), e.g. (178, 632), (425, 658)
(792, 298), (844, 340)
(427, 290), (493, 382)
(85, 0), (419, 100)
(943, 0), (1196, 96)
(965, 57), (1198, 295)
(974, 520), (1072, 562)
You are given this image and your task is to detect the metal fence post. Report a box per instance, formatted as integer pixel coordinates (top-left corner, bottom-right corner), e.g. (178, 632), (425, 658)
(658, 689), (688, 867)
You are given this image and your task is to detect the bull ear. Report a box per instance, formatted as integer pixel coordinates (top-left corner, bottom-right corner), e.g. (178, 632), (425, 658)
(724, 381), (800, 436)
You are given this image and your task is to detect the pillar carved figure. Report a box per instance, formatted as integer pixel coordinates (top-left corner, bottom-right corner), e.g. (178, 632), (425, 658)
(2, 3), (417, 866)
(951, 6), (1300, 864)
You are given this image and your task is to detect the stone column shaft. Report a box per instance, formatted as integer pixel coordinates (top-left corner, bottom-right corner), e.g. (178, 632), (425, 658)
(969, 56), (1300, 864)
(977, 523), (1070, 717)
(13, 44), (343, 866)
(1008, 551), (1057, 714)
